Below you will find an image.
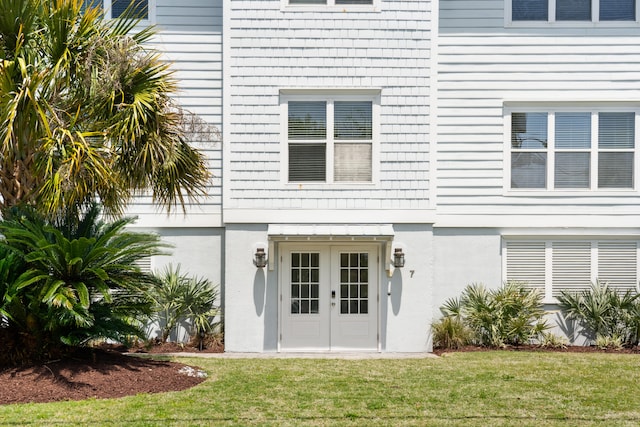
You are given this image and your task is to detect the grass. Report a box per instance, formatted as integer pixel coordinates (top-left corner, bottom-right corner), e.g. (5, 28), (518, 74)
(2, 351), (640, 426)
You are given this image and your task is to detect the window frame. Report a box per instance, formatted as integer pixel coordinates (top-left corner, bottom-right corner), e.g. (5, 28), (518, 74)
(280, 92), (380, 188)
(503, 238), (640, 303)
(280, 0), (380, 12)
(506, 0), (640, 26)
(103, 0), (155, 24)
(504, 106), (640, 194)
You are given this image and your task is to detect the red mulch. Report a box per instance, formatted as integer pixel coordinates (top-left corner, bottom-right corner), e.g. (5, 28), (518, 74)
(433, 344), (640, 356)
(0, 342), (223, 405)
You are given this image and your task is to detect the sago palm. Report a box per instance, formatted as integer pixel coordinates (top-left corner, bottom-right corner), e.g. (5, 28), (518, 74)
(0, 0), (211, 220)
(0, 204), (168, 364)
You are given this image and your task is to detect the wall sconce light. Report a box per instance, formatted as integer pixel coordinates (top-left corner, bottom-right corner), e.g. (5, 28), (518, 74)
(393, 247), (405, 268)
(253, 247), (268, 268)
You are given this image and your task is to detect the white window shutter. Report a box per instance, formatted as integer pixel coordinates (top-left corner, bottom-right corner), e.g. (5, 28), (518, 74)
(506, 241), (546, 290)
(598, 242), (638, 293)
(552, 241), (592, 296)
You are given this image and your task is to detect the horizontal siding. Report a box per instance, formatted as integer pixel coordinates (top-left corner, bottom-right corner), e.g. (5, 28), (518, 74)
(127, 0), (223, 221)
(438, 0), (640, 219)
(227, 0), (432, 211)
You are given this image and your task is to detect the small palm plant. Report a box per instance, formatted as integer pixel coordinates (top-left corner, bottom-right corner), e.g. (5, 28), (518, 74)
(0, 204), (167, 365)
(440, 282), (548, 347)
(556, 281), (640, 347)
(149, 264), (220, 344)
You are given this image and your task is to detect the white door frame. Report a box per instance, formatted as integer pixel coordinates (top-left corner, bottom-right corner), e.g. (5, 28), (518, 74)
(277, 242), (381, 352)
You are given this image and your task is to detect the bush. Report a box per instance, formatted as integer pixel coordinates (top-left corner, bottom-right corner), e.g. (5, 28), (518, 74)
(149, 264), (220, 344)
(432, 315), (473, 349)
(556, 281), (640, 347)
(440, 282), (548, 347)
(0, 205), (166, 365)
(539, 332), (568, 349)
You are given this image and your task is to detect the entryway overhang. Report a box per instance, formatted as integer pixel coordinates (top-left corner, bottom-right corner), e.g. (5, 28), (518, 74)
(267, 224), (397, 276)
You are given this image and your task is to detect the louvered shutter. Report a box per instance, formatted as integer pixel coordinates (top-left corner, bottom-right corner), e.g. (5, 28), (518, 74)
(506, 241), (546, 291)
(552, 241), (592, 296)
(598, 242), (638, 293)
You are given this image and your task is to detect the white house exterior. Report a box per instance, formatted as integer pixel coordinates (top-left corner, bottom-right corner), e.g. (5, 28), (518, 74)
(114, 0), (640, 352)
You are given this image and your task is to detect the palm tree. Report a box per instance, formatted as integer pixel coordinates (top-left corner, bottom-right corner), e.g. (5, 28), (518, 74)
(0, 204), (168, 365)
(0, 0), (211, 220)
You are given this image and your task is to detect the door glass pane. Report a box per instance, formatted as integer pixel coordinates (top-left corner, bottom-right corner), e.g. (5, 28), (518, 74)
(291, 252), (321, 314)
(339, 252), (369, 315)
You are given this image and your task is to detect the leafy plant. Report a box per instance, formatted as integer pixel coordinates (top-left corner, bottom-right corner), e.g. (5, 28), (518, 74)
(556, 281), (640, 347)
(149, 264), (220, 344)
(595, 334), (624, 351)
(0, 204), (167, 365)
(441, 282), (548, 347)
(431, 315), (473, 349)
(539, 332), (568, 349)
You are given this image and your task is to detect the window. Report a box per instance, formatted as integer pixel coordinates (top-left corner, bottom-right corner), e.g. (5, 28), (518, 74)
(285, 96), (376, 184)
(510, 0), (638, 22)
(504, 240), (639, 301)
(289, 0), (373, 5)
(508, 110), (637, 191)
(84, 1), (151, 20)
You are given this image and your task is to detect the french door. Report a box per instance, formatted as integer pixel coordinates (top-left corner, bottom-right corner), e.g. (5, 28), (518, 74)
(280, 245), (379, 351)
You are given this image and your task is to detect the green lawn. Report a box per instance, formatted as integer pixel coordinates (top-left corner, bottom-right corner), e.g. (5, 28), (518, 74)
(2, 352), (640, 426)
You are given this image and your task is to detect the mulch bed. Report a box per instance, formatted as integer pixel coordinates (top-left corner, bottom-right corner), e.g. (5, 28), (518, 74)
(433, 344), (640, 356)
(0, 342), (223, 405)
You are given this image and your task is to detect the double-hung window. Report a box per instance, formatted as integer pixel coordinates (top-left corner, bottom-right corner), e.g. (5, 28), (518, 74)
(285, 96), (376, 184)
(288, 0), (373, 5)
(510, 0), (638, 23)
(508, 109), (637, 191)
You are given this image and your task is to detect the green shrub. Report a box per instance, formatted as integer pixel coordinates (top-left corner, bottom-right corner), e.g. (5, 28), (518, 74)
(149, 264), (220, 344)
(595, 334), (624, 351)
(0, 204), (166, 365)
(432, 316), (473, 349)
(539, 332), (568, 349)
(556, 281), (640, 347)
(441, 282), (548, 347)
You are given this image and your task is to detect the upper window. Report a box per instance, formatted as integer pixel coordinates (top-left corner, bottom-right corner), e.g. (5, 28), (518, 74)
(84, 1), (152, 21)
(289, 0), (372, 4)
(283, 0), (378, 10)
(284, 96), (377, 184)
(508, 109), (637, 191)
(510, 0), (638, 23)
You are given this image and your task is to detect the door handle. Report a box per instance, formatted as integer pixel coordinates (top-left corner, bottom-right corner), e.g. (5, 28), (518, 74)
(331, 290), (336, 299)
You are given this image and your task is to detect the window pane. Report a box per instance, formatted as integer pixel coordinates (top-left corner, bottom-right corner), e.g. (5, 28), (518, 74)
(599, 152), (634, 188)
(555, 152), (590, 188)
(334, 143), (372, 182)
(288, 102), (326, 140)
(335, 102), (372, 140)
(600, 0), (635, 20)
(112, 0), (148, 19)
(512, 0), (548, 20)
(556, 113), (591, 149)
(511, 152), (547, 188)
(556, 0), (591, 20)
(290, 0), (326, 4)
(336, 0), (373, 3)
(289, 143), (326, 181)
(599, 112), (635, 149)
(512, 113), (547, 149)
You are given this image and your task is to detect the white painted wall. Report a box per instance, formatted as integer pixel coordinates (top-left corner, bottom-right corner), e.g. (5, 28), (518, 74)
(224, 0), (433, 223)
(437, 0), (640, 227)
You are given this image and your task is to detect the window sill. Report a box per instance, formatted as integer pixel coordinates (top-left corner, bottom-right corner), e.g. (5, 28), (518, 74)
(281, 5), (379, 13)
(505, 189), (638, 197)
